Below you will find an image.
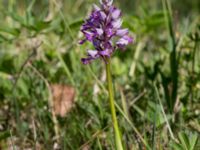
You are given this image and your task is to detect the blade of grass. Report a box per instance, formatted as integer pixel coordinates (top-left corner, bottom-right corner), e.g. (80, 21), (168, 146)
(79, 125), (110, 150)
(56, 49), (75, 85)
(129, 40), (145, 78)
(97, 137), (103, 150)
(153, 83), (175, 140)
(151, 96), (158, 150)
(120, 88), (129, 118)
(9, 130), (16, 150)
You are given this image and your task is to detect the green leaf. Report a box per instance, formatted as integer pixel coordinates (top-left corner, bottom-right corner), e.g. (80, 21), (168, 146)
(69, 19), (84, 29)
(189, 133), (198, 150)
(0, 72), (12, 80)
(17, 79), (29, 97)
(30, 20), (51, 32)
(178, 132), (190, 150)
(0, 26), (20, 36)
(0, 131), (10, 140)
(0, 34), (8, 42)
(171, 142), (184, 150)
(8, 11), (25, 25)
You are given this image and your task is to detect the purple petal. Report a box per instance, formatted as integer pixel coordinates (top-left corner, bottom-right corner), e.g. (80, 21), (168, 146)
(124, 35), (133, 43)
(79, 39), (87, 44)
(99, 49), (111, 57)
(81, 58), (93, 64)
(112, 8), (121, 19)
(89, 11), (103, 25)
(116, 28), (128, 36)
(81, 50), (100, 64)
(100, 11), (107, 20)
(92, 39), (101, 50)
(83, 31), (95, 41)
(105, 28), (114, 37)
(81, 24), (90, 31)
(103, 41), (113, 49)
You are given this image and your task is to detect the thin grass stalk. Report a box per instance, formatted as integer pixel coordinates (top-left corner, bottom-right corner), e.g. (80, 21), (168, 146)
(129, 40), (145, 77)
(52, 0), (74, 41)
(49, 0), (75, 86)
(162, 0), (178, 113)
(97, 137), (103, 150)
(153, 83), (175, 140)
(151, 97), (157, 150)
(105, 58), (124, 150)
(191, 34), (198, 101)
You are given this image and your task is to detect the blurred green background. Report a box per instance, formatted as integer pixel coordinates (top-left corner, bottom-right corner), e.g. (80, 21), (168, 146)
(0, 0), (200, 149)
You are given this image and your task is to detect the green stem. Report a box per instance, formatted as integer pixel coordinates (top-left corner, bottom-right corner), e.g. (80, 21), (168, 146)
(105, 58), (124, 150)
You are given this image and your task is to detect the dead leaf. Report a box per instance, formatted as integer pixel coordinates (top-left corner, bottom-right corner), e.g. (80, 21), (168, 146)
(51, 84), (75, 117)
(81, 144), (90, 150)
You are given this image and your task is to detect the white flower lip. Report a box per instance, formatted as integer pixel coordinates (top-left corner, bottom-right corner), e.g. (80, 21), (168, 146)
(96, 28), (104, 36)
(112, 19), (123, 29)
(99, 0), (113, 6)
(117, 38), (129, 45)
(116, 29), (128, 36)
(87, 50), (98, 57)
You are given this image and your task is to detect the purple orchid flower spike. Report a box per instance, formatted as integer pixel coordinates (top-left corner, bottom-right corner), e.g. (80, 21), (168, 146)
(80, 0), (133, 64)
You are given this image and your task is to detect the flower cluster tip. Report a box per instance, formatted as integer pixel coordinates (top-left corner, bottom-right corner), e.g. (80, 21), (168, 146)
(80, 0), (133, 64)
